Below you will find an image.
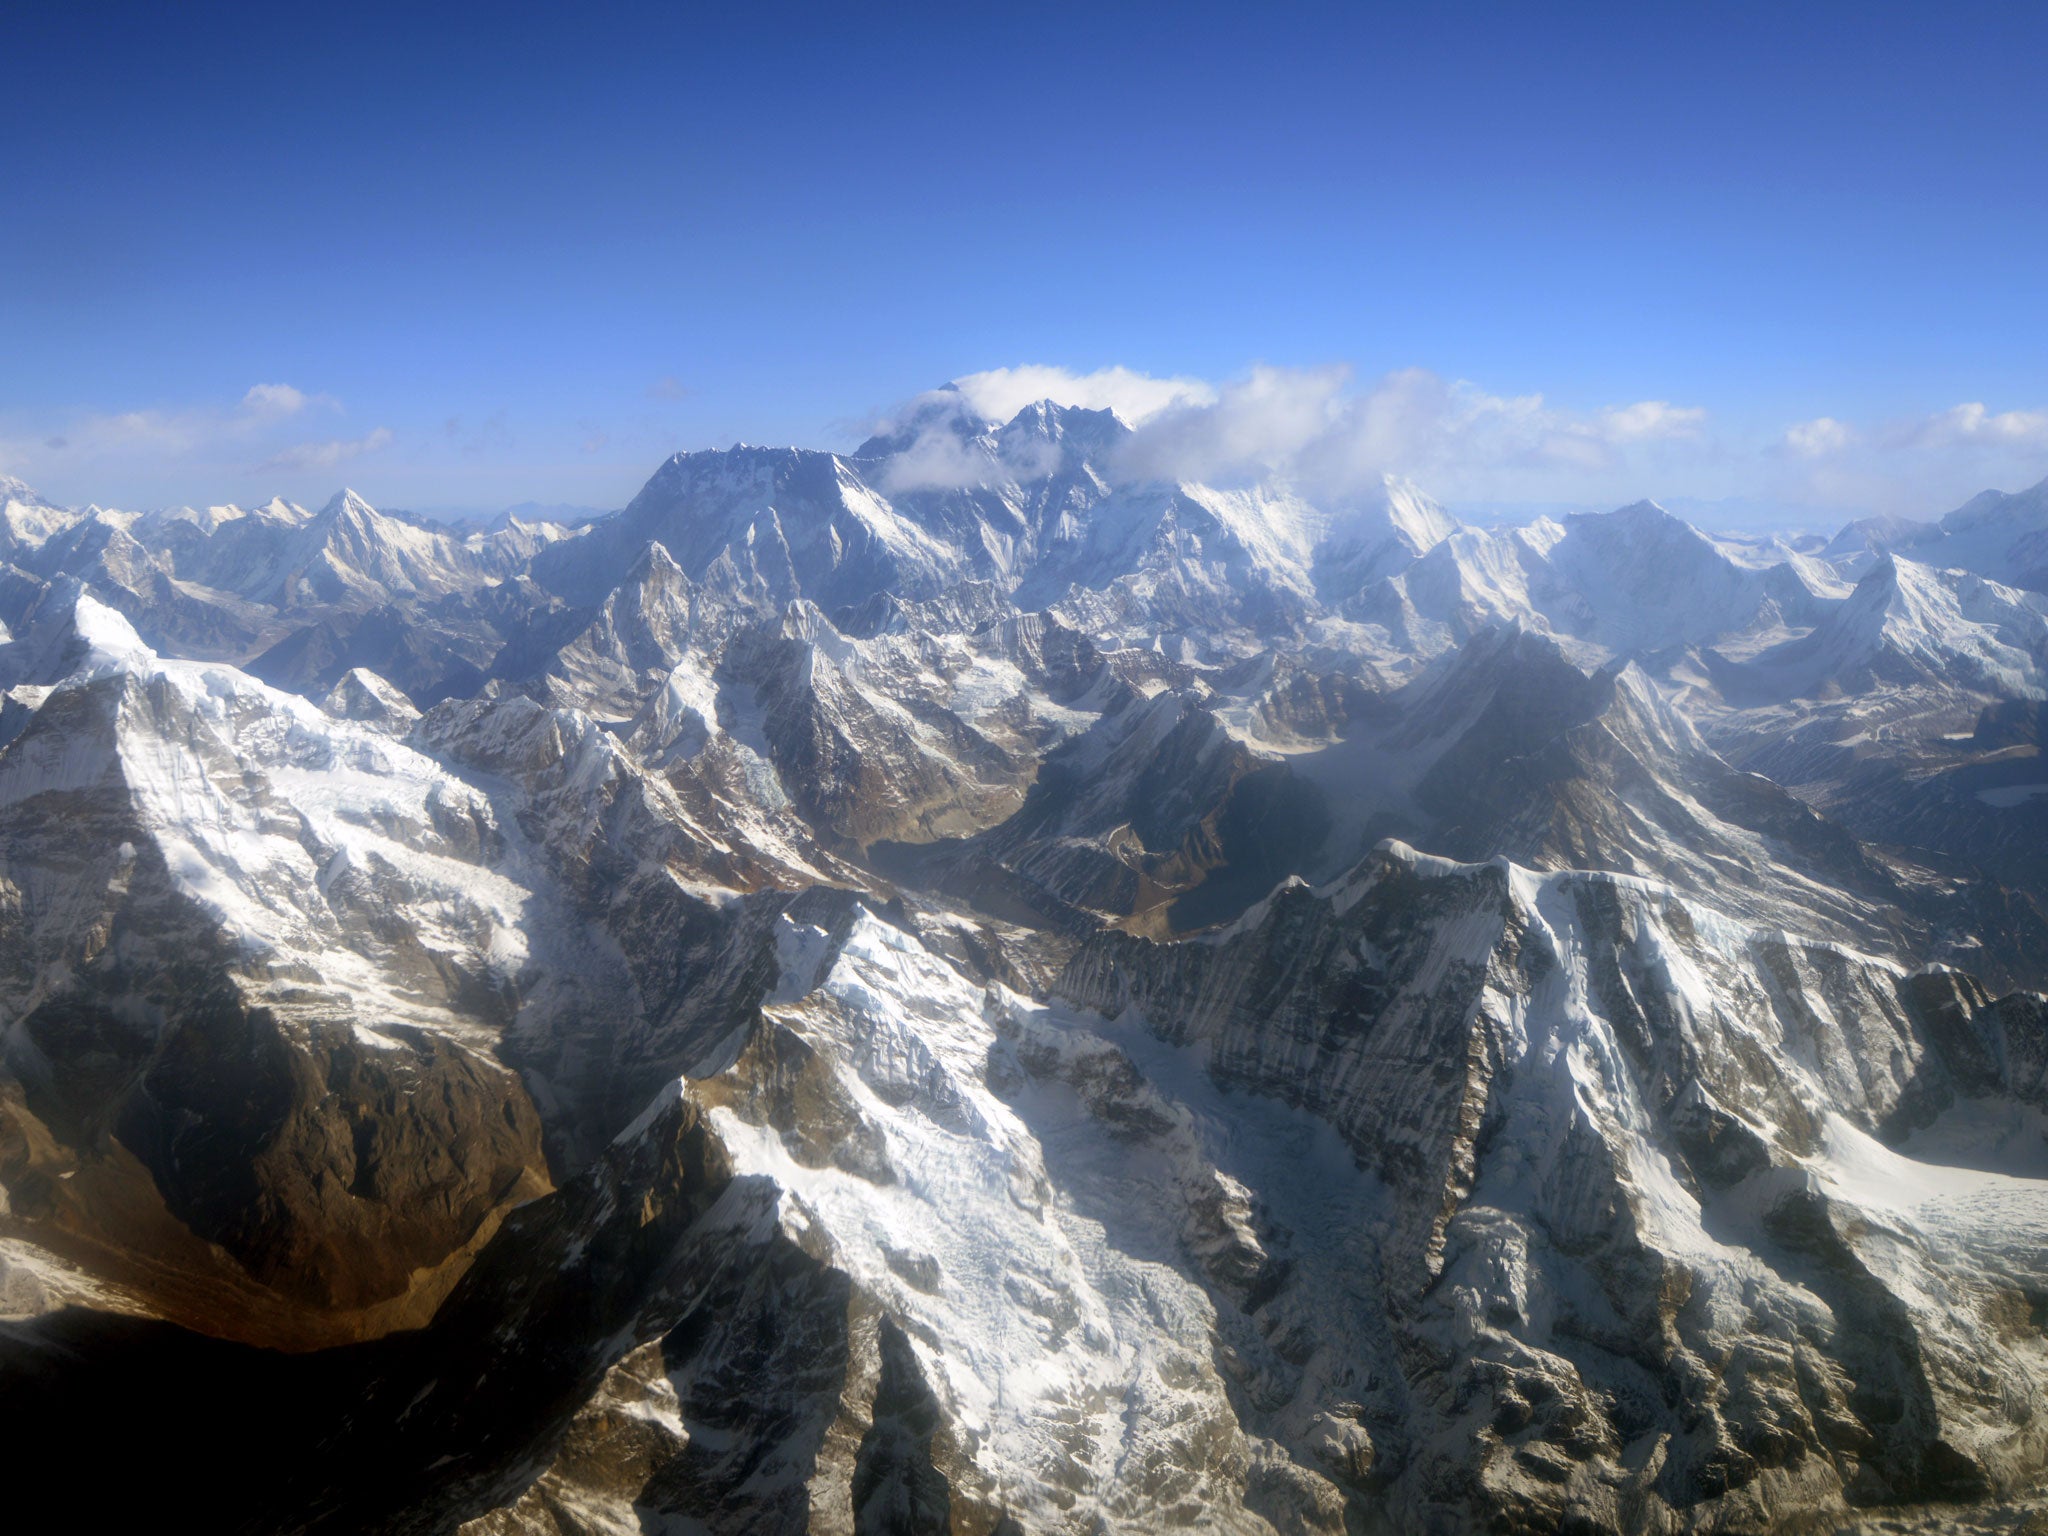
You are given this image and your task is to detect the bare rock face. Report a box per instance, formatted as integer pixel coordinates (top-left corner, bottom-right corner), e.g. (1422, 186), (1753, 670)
(1056, 842), (2048, 1531)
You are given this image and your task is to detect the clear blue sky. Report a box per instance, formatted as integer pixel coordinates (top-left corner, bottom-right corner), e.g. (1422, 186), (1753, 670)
(4, 0), (2046, 521)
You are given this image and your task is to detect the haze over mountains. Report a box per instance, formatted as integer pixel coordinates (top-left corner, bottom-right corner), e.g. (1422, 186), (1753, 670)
(4, 395), (2048, 1534)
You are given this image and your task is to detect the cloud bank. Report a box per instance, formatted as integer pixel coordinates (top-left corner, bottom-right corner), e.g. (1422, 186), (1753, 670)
(874, 364), (1721, 505)
(0, 384), (395, 504)
(1782, 417), (1855, 458)
(872, 364), (2048, 521)
(1914, 403), (2048, 450)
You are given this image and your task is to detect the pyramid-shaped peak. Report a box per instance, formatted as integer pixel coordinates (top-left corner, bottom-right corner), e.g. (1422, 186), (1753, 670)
(626, 539), (689, 582)
(320, 667), (422, 729)
(317, 487), (380, 521)
(49, 580), (149, 656)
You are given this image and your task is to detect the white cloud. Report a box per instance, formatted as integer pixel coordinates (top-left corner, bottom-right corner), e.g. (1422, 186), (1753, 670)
(1109, 365), (1711, 496)
(949, 364), (1216, 426)
(1598, 400), (1707, 442)
(1782, 417), (1854, 457)
(260, 427), (394, 473)
(73, 408), (200, 456)
(876, 368), (2048, 524)
(1117, 364), (1350, 484)
(1762, 403), (2048, 518)
(1787, 402), (2048, 460)
(6, 383), (342, 471)
(1916, 402), (2048, 449)
(241, 382), (310, 417)
(877, 431), (1041, 494)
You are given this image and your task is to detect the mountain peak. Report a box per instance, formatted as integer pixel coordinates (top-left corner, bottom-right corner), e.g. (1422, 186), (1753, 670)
(1375, 474), (1456, 550)
(1943, 473), (2048, 535)
(1562, 498), (1728, 563)
(0, 577), (153, 688)
(852, 387), (996, 459)
(626, 537), (688, 584)
(255, 495), (311, 523)
(317, 487), (379, 521)
(997, 396), (1129, 447)
(0, 474), (49, 507)
(1007, 397), (1061, 426)
(1824, 510), (1942, 558)
(16, 395), (2048, 1536)
(53, 581), (152, 663)
(1596, 497), (1680, 527)
(319, 667), (422, 731)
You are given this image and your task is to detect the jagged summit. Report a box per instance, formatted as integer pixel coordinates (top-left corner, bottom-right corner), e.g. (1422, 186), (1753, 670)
(0, 473), (49, 506)
(317, 486), (377, 519)
(851, 383), (996, 457)
(995, 394), (1130, 447)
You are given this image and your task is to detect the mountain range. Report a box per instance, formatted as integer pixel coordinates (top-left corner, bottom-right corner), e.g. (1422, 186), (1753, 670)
(4, 401), (2048, 1534)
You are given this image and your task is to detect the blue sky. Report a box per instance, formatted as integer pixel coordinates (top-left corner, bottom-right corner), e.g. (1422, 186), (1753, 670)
(4, 0), (2045, 523)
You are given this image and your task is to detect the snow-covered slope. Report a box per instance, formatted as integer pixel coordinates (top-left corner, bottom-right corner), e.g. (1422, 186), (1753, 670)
(1749, 554), (2048, 699)
(1312, 474), (1457, 596)
(139, 844), (2046, 1534)
(1828, 476), (2048, 592)
(0, 476), (86, 563)
(532, 447), (966, 612)
(1345, 501), (1844, 671)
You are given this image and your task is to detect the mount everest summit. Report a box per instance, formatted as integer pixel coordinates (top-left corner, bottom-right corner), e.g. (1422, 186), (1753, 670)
(5, 401), (2048, 1534)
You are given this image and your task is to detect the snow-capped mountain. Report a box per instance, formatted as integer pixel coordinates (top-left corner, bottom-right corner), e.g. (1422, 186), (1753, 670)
(6, 429), (2048, 1534)
(1825, 475), (2048, 593)
(1750, 554), (2048, 699)
(1348, 500), (1846, 670)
